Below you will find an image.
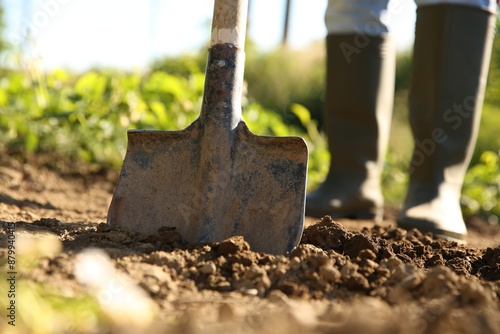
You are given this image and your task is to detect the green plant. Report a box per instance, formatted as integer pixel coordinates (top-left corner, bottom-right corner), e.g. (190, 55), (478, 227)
(0, 65), (207, 168)
(149, 52), (207, 78)
(0, 61), (320, 173)
(462, 150), (500, 220)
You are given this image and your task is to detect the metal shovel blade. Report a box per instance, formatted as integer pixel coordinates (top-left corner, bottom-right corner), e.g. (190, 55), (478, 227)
(108, 120), (307, 254)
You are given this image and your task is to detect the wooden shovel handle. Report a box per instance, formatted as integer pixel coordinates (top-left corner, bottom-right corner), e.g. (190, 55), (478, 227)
(210, 0), (248, 48)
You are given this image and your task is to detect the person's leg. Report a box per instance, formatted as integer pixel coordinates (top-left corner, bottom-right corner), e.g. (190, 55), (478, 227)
(398, 2), (496, 241)
(306, 0), (395, 221)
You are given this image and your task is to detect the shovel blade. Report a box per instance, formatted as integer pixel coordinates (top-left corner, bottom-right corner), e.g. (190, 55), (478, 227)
(108, 121), (308, 254)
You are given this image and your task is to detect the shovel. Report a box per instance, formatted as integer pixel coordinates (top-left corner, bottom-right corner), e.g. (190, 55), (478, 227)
(107, 0), (308, 254)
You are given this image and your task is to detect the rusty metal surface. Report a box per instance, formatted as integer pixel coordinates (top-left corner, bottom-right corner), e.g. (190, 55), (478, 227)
(108, 44), (308, 255)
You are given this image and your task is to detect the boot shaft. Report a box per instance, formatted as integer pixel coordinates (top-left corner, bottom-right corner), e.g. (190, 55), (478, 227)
(398, 4), (496, 241)
(408, 4), (496, 185)
(325, 34), (395, 179)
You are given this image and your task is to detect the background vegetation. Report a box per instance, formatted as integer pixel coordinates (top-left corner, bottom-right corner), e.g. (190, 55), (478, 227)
(0, 9), (499, 220)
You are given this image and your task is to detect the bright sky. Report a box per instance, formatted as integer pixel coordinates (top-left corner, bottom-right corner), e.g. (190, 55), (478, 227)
(3, 0), (417, 71)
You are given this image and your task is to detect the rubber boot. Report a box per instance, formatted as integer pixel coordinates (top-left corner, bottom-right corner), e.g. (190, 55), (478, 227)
(397, 4), (496, 242)
(306, 34), (395, 222)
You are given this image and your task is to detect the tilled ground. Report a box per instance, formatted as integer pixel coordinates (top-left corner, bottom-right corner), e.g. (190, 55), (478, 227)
(0, 155), (500, 333)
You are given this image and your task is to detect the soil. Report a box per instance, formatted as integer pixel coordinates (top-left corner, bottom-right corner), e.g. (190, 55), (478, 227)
(1, 154), (500, 333)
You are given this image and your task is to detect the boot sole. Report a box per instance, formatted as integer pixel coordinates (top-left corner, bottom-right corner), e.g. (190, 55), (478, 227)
(397, 217), (467, 243)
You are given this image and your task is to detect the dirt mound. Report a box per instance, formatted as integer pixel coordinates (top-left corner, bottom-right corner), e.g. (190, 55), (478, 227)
(1, 156), (500, 333)
(2, 216), (500, 333)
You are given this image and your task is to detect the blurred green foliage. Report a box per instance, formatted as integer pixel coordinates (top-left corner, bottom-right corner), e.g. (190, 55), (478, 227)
(0, 279), (103, 334)
(462, 150), (500, 220)
(0, 67), (203, 167)
(0, 234), (105, 334)
(0, 22), (499, 218)
(245, 43), (326, 127)
(0, 60), (327, 186)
